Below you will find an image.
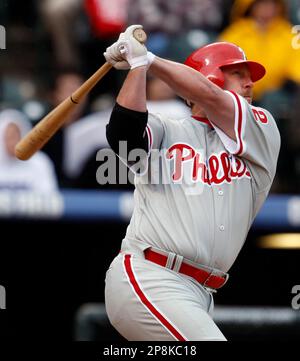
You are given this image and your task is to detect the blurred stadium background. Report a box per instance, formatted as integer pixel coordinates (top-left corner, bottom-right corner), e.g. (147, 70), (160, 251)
(0, 0), (299, 341)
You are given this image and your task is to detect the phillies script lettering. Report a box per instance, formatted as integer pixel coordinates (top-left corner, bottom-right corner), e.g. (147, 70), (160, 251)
(166, 143), (251, 185)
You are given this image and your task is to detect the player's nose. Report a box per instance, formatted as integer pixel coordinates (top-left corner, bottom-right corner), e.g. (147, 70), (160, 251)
(244, 77), (254, 89)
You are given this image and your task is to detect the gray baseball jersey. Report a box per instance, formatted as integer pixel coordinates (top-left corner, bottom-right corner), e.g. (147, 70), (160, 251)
(121, 90), (280, 272)
(105, 90), (280, 341)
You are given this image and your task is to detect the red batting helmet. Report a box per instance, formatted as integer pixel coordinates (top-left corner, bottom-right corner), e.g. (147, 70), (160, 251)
(184, 42), (266, 88)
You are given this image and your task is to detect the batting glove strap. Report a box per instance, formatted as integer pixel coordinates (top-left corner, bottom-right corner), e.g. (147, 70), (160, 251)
(147, 52), (156, 68)
(130, 54), (149, 69)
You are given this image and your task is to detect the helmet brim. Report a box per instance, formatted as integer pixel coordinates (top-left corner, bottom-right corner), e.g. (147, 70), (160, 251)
(220, 60), (266, 82)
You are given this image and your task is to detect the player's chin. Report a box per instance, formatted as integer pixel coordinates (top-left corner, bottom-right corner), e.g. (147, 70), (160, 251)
(244, 96), (252, 104)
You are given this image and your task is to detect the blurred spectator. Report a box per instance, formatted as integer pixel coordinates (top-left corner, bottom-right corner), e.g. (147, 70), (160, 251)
(0, 109), (58, 191)
(64, 108), (110, 182)
(84, 0), (129, 39)
(219, 0), (300, 116)
(128, 0), (230, 33)
(39, 0), (83, 69)
(64, 106), (134, 190)
(42, 68), (87, 187)
(127, 0), (234, 61)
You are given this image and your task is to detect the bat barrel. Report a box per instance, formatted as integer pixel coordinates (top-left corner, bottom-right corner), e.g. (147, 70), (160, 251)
(15, 97), (76, 160)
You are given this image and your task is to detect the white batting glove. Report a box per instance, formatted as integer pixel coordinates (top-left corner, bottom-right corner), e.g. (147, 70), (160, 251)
(104, 49), (155, 70)
(104, 25), (156, 70)
(104, 44), (130, 70)
(117, 25), (148, 69)
(147, 51), (156, 68)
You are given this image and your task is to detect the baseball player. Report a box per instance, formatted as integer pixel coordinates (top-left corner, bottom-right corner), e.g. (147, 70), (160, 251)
(103, 25), (281, 341)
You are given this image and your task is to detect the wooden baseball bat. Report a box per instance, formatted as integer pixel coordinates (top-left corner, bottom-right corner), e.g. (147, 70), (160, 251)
(15, 28), (147, 161)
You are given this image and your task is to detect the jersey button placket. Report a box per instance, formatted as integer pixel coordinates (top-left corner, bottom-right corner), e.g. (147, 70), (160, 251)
(218, 189), (225, 230)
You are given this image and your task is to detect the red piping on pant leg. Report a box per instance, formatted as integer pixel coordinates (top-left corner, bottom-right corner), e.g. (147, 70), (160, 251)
(123, 254), (188, 341)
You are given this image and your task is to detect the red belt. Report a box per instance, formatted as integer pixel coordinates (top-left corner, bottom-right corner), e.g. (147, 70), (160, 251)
(144, 248), (228, 290)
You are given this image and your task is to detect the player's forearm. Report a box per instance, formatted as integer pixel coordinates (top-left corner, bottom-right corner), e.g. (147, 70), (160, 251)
(149, 57), (219, 105)
(117, 67), (147, 112)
